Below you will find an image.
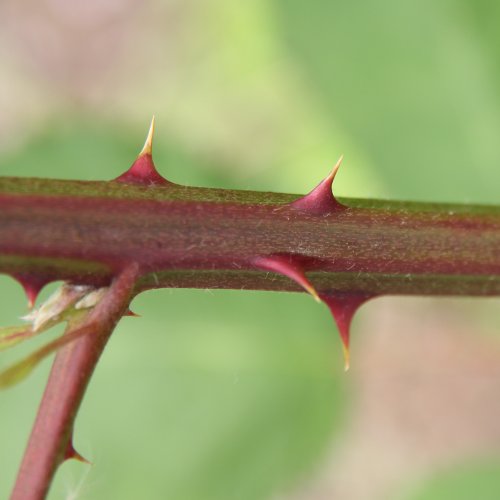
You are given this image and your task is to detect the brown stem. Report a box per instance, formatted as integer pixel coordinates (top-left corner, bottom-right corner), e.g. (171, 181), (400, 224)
(10, 264), (138, 500)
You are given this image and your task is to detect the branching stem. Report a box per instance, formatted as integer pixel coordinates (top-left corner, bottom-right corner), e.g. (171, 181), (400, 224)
(10, 264), (138, 500)
(3, 170), (500, 499)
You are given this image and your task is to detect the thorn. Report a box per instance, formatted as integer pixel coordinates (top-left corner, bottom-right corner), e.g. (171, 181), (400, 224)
(290, 155), (345, 215)
(320, 292), (371, 371)
(124, 307), (140, 317)
(253, 255), (321, 303)
(11, 274), (49, 310)
(115, 116), (172, 186)
(138, 115), (155, 158)
(64, 439), (92, 465)
(25, 285), (39, 310)
(342, 342), (350, 372)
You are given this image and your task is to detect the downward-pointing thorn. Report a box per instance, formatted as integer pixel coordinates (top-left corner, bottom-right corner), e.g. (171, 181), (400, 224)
(320, 292), (372, 371)
(11, 274), (49, 310)
(25, 286), (39, 310)
(342, 343), (350, 372)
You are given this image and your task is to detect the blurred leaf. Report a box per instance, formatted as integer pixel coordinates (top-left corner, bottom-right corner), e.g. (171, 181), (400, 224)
(0, 325), (36, 352)
(0, 316), (87, 389)
(0, 295), (90, 388)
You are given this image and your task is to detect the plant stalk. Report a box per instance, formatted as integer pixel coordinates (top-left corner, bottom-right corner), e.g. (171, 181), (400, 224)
(10, 264), (138, 500)
(3, 173), (500, 499)
(2, 177), (500, 298)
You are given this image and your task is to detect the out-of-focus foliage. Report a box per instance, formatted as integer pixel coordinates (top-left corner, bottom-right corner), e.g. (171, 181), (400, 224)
(2, 1), (500, 499)
(406, 460), (500, 500)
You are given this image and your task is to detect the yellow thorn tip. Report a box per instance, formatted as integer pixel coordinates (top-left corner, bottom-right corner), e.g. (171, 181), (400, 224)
(342, 343), (350, 372)
(303, 283), (321, 303)
(138, 115), (155, 157)
(329, 154), (344, 181)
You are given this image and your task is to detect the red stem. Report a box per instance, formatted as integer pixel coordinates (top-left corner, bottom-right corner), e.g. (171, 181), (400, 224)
(2, 178), (500, 297)
(4, 171), (500, 498)
(10, 264), (138, 500)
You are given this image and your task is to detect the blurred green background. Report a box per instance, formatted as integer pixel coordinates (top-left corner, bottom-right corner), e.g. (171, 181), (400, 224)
(2, 1), (500, 499)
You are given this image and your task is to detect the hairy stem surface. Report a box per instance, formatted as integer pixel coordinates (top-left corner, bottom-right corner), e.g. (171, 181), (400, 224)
(3, 169), (500, 499)
(1, 177), (500, 297)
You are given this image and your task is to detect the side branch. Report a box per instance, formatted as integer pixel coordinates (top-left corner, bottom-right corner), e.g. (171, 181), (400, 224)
(3, 123), (500, 499)
(10, 264), (139, 500)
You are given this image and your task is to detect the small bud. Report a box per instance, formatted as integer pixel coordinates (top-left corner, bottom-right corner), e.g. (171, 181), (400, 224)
(26, 284), (91, 332)
(74, 287), (108, 310)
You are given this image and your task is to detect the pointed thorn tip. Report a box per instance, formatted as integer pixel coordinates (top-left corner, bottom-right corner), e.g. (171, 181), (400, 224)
(124, 307), (140, 317)
(25, 286), (39, 309)
(65, 441), (92, 465)
(305, 284), (321, 303)
(320, 293), (373, 373)
(342, 344), (350, 371)
(331, 154), (344, 177)
(138, 115), (155, 158)
(27, 294), (36, 310)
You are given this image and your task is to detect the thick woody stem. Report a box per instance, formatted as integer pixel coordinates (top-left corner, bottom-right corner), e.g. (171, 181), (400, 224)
(10, 264), (138, 500)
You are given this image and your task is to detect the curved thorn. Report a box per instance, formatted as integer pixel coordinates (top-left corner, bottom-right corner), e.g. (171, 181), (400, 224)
(253, 255), (320, 303)
(138, 115), (155, 158)
(290, 155), (344, 215)
(324, 154), (343, 185)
